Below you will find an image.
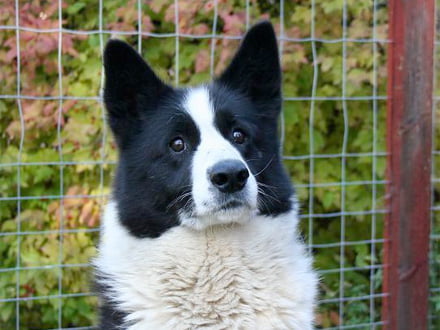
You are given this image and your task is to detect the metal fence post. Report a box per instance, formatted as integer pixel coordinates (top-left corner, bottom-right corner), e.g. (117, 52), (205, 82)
(383, 0), (435, 329)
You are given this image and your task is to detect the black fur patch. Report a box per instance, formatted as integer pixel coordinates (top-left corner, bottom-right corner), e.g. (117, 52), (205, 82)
(104, 41), (200, 238)
(94, 278), (127, 329)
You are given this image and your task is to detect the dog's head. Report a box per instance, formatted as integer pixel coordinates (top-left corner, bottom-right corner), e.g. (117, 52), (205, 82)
(104, 21), (294, 237)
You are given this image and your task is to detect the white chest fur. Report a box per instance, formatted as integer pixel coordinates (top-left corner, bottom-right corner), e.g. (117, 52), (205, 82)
(95, 203), (317, 330)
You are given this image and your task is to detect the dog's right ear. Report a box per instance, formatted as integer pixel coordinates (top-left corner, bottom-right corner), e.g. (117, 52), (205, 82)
(103, 39), (170, 147)
(217, 21), (281, 117)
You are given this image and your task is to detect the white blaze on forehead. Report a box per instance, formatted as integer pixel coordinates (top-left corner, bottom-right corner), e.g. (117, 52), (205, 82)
(184, 87), (219, 141)
(184, 87), (213, 131)
(183, 86), (242, 160)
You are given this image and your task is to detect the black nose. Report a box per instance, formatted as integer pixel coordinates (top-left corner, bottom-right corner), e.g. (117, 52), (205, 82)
(209, 160), (249, 193)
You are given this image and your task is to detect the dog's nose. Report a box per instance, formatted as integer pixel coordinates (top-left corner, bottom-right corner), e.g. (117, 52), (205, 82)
(209, 160), (249, 193)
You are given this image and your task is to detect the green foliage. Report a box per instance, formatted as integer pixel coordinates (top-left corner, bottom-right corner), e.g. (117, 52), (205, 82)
(0, 0), (417, 328)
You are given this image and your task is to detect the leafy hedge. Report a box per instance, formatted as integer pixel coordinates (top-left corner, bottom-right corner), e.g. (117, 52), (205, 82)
(1, 0), (436, 329)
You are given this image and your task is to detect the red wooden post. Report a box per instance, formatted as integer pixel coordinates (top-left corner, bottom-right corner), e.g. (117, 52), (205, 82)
(383, 0), (435, 329)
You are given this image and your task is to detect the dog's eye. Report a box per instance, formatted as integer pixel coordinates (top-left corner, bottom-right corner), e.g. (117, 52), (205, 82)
(170, 137), (186, 152)
(232, 129), (246, 144)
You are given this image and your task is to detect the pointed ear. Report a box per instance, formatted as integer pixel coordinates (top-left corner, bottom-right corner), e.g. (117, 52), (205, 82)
(103, 39), (170, 147)
(217, 21), (281, 109)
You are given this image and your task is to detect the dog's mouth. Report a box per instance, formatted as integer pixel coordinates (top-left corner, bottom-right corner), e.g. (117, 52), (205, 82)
(214, 199), (246, 212)
(179, 195), (257, 230)
(206, 197), (257, 219)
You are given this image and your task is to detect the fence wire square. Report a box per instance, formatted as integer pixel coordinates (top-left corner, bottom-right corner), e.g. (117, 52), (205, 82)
(0, 0), (411, 329)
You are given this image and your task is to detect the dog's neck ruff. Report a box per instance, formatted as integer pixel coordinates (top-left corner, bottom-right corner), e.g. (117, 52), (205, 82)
(95, 202), (317, 330)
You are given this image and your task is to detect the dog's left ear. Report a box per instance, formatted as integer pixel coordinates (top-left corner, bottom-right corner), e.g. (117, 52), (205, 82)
(103, 39), (171, 148)
(217, 21), (281, 113)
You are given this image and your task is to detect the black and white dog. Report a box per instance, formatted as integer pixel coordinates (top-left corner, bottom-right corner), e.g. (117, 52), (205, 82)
(95, 21), (317, 329)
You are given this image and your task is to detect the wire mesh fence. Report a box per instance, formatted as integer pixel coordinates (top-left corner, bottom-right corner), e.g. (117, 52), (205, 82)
(0, 0), (434, 329)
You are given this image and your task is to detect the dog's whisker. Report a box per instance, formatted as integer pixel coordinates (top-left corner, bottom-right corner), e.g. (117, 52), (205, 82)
(166, 192), (192, 211)
(253, 155), (275, 177)
(257, 194), (272, 214)
(257, 182), (278, 196)
(181, 196), (195, 212)
(257, 187), (281, 204)
(257, 182), (277, 189)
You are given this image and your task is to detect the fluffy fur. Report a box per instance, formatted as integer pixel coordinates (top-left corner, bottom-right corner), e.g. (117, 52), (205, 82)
(95, 21), (317, 329)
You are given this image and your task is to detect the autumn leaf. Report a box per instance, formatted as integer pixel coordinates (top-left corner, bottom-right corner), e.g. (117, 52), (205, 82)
(195, 49), (209, 73)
